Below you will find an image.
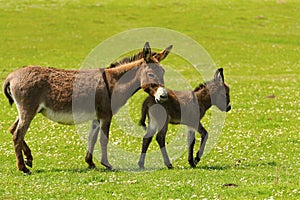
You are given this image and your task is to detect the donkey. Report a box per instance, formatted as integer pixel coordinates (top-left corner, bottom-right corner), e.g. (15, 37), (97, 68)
(85, 45), (173, 169)
(3, 42), (172, 174)
(138, 68), (231, 169)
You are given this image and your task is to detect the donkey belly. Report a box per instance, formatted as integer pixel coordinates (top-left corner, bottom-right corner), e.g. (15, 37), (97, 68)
(39, 106), (97, 125)
(169, 108), (199, 129)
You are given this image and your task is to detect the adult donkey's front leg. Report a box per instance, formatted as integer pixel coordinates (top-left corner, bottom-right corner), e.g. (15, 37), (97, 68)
(85, 120), (100, 169)
(99, 118), (113, 170)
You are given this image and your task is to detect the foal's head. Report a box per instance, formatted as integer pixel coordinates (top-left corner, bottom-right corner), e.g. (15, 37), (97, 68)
(139, 42), (172, 103)
(206, 68), (231, 112)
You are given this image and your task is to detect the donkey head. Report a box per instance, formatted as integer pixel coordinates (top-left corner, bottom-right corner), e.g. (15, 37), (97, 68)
(140, 42), (172, 103)
(207, 68), (231, 112)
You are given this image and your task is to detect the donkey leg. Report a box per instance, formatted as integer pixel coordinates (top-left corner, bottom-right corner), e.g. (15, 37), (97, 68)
(22, 141), (33, 168)
(138, 125), (156, 169)
(9, 117), (19, 134)
(12, 117), (33, 174)
(9, 117), (33, 168)
(99, 119), (113, 170)
(156, 125), (172, 169)
(187, 128), (196, 167)
(195, 123), (208, 165)
(85, 120), (100, 169)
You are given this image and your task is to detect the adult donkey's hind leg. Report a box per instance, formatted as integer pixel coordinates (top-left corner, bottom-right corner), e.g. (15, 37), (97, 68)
(22, 141), (33, 168)
(85, 120), (100, 169)
(9, 117), (33, 169)
(11, 107), (36, 174)
(9, 118), (19, 134)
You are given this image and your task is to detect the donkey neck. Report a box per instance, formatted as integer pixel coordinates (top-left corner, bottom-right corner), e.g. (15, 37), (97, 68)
(105, 59), (144, 84)
(194, 86), (212, 112)
(104, 59), (144, 114)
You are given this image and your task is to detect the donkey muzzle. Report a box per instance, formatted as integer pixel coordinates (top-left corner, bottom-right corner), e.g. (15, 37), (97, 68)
(155, 87), (168, 103)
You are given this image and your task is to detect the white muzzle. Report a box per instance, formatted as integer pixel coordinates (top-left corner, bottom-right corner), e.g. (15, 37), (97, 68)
(154, 87), (168, 103)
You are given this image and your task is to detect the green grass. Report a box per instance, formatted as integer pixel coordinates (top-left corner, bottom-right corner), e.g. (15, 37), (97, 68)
(0, 0), (299, 199)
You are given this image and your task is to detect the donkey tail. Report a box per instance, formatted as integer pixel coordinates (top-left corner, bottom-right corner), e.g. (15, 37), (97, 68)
(3, 78), (14, 106)
(138, 99), (149, 131)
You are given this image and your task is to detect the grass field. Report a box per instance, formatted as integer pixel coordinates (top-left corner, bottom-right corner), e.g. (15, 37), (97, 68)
(0, 0), (299, 199)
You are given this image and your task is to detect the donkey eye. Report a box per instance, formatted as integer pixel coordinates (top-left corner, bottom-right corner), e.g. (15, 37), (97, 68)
(147, 73), (155, 79)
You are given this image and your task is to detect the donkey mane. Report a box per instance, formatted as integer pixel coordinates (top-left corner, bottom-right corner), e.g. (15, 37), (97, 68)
(109, 51), (158, 68)
(193, 78), (221, 92)
(193, 83), (206, 92)
(109, 52), (144, 68)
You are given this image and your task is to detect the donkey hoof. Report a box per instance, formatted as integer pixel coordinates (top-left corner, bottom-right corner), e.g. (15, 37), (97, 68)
(24, 171), (32, 175)
(194, 157), (200, 165)
(21, 168), (31, 175)
(88, 163), (96, 169)
(101, 162), (113, 171)
(25, 160), (33, 168)
(167, 164), (173, 169)
(138, 161), (145, 170)
(188, 159), (196, 168)
(106, 166), (114, 171)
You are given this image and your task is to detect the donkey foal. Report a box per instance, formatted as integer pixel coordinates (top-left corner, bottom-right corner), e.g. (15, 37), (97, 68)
(138, 68), (231, 169)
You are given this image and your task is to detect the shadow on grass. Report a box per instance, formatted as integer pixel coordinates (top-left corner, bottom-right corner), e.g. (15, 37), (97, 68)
(32, 163), (233, 173)
(33, 166), (161, 173)
(31, 161), (277, 174)
(33, 167), (108, 174)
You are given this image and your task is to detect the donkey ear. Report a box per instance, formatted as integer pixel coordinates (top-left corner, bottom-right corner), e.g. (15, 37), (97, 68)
(155, 45), (173, 62)
(143, 42), (151, 62)
(214, 68), (224, 84)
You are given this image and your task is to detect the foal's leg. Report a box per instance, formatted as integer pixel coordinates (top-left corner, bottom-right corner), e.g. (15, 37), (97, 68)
(156, 124), (172, 169)
(194, 123), (208, 165)
(85, 120), (100, 169)
(138, 121), (156, 169)
(9, 117), (33, 168)
(187, 127), (196, 167)
(99, 119), (113, 170)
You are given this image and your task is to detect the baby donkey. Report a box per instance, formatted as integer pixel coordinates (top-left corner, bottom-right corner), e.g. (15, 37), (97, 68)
(138, 68), (231, 169)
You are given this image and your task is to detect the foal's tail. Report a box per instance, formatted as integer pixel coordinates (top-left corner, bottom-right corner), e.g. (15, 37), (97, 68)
(3, 78), (14, 106)
(138, 100), (149, 131)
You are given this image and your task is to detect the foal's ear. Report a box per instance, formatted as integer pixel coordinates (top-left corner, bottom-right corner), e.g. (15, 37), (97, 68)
(143, 42), (151, 62)
(155, 45), (173, 62)
(214, 68), (224, 84)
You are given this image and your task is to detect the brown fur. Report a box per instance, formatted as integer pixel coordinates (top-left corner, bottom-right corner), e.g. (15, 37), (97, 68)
(5, 66), (105, 112)
(138, 68), (231, 169)
(85, 45), (173, 169)
(3, 42), (172, 174)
